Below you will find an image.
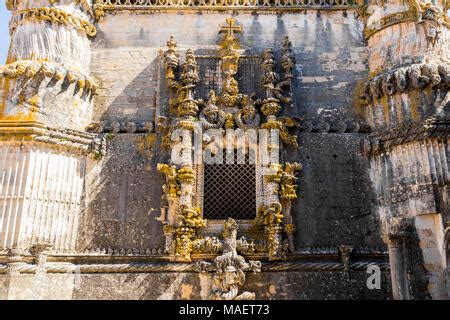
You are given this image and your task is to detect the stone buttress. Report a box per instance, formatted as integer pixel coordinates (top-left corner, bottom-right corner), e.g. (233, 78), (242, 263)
(362, 0), (449, 299)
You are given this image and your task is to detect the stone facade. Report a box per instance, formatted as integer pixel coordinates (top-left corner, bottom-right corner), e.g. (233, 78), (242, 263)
(0, 0), (448, 300)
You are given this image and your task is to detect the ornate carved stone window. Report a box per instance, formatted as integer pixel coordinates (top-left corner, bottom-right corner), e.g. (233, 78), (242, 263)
(157, 18), (301, 262)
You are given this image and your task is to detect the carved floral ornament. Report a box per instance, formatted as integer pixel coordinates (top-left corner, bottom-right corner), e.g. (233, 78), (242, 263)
(9, 6), (97, 37)
(7, 1), (94, 15)
(156, 18), (303, 264)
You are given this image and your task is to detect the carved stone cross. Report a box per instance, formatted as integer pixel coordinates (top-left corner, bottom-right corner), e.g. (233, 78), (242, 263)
(219, 18), (243, 37)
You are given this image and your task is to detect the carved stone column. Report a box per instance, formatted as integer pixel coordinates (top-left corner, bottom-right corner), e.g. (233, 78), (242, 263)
(160, 43), (205, 262)
(0, 1), (98, 253)
(381, 216), (413, 299)
(363, 0), (449, 299)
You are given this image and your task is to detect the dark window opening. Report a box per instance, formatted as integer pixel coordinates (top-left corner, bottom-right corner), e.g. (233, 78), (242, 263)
(203, 162), (256, 220)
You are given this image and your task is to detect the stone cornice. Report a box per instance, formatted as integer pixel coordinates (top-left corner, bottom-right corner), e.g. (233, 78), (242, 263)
(0, 123), (105, 156)
(363, 117), (450, 156)
(0, 246), (388, 261)
(93, 0), (362, 19)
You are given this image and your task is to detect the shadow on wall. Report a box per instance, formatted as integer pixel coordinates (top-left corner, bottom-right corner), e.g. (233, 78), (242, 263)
(81, 19), (374, 251)
(95, 60), (159, 122)
(290, 133), (385, 249)
(77, 133), (167, 252)
(77, 58), (166, 251)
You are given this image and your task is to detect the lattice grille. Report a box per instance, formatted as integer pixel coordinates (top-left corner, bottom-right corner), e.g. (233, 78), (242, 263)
(236, 57), (264, 97)
(203, 161), (256, 220)
(195, 56), (263, 100)
(196, 57), (222, 99)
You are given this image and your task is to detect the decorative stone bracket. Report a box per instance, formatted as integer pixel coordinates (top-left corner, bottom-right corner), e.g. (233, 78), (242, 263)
(196, 218), (261, 300)
(0, 60), (97, 115)
(361, 61), (449, 104)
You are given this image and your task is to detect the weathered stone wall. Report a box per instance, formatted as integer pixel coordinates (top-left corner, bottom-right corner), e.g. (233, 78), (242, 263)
(83, 10), (377, 251)
(91, 11), (367, 118)
(0, 270), (391, 300)
(292, 133), (383, 248)
(78, 133), (165, 250)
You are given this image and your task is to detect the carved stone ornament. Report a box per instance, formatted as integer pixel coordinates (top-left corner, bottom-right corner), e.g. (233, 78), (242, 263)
(196, 218), (261, 300)
(234, 95), (261, 130)
(200, 90), (226, 130)
(361, 61), (449, 103)
(156, 18), (301, 262)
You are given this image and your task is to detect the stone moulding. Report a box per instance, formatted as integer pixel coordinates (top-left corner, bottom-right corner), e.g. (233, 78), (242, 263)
(6, 1), (94, 14)
(0, 124), (104, 155)
(364, 6), (418, 40)
(10, 7), (97, 37)
(363, 117), (450, 156)
(0, 246), (387, 260)
(299, 117), (370, 133)
(85, 120), (154, 133)
(93, 0), (362, 18)
(0, 261), (389, 274)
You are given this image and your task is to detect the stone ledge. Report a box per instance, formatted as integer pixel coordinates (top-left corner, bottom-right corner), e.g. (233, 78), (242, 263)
(0, 123), (105, 155)
(0, 260), (389, 274)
